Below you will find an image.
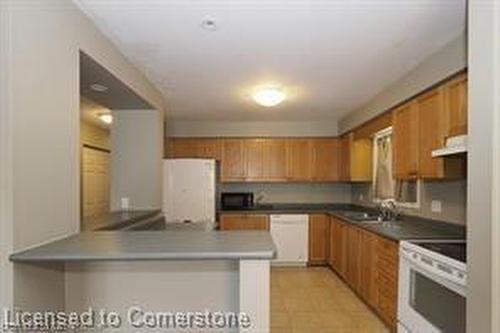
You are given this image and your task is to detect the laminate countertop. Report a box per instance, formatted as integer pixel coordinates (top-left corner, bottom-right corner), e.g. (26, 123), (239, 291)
(10, 230), (276, 262)
(220, 204), (466, 241)
(83, 210), (161, 231)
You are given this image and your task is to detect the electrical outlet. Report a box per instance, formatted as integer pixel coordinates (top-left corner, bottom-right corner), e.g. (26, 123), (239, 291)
(359, 194), (364, 201)
(121, 197), (130, 210)
(431, 200), (442, 214)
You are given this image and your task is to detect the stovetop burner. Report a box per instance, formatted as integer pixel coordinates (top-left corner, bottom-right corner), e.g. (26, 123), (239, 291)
(417, 242), (466, 263)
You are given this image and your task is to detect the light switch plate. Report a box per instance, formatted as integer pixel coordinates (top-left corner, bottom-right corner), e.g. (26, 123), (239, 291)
(121, 197), (130, 210)
(431, 200), (442, 214)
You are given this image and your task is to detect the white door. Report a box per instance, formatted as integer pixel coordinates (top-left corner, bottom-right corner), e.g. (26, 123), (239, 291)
(163, 159), (216, 224)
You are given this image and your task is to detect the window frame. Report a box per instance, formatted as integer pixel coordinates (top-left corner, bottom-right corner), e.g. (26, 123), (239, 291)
(372, 126), (420, 209)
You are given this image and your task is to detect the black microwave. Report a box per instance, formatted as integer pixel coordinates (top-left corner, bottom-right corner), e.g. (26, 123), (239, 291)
(221, 192), (254, 210)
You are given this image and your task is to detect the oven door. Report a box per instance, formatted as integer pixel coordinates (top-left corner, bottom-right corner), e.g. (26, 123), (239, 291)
(398, 253), (466, 333)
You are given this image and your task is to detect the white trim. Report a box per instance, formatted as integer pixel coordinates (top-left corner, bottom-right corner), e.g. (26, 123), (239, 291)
(0, 0), (14, 320)
(239, 260), (270, 333)
(491, 3), (500, 331)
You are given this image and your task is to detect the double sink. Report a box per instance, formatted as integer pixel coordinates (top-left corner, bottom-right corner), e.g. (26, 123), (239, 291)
(335, 210), (403, 230)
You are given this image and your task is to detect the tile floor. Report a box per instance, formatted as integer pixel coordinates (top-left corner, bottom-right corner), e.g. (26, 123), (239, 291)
(271, 267), (390, 333)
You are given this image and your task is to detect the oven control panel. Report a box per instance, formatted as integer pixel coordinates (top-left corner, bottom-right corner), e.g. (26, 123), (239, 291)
(400, 242), (467, 287)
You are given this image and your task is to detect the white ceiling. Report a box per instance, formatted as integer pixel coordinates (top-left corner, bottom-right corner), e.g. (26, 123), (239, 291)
(76, 0), (466, 121)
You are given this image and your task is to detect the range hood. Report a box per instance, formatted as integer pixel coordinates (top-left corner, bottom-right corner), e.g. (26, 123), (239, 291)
(432, 134), (467, 157)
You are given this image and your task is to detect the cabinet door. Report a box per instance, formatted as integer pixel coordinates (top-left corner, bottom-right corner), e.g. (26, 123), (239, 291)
(329, 218), (347, 277)
(418, 89), (447, 179)
(393, 101), (419, 179)
(220, 214), (269, 230)
(245, 139), (265, 181)
(345, 226), (361, 291)
(287, 139), (312, 181)
(264, 139), (288, 181)
(337, 222), (347, 277)
(328, 217), (336, 268)
(221, 139), (247, 182)
(167, 138), (220, 159)
(350, 138), (373, 182)
(359, 230), (378, 308)
(445, 74), (468, 137)
(196, 139), (221, 159)
(311, 138), (341, 181)
(339, 134), (352, 181)
(167, 138), (199, 158)
(375, 236), (399, 330)
(308, 214), (329, 264)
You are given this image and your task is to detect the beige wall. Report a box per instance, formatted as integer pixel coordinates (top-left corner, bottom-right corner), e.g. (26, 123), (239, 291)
(351, 180), (466, 225)
(222, 183), (352, 204)
(1, 0), (165, 316)
(111, 110), (164, 211)
(167, 120), (338, 137)
(339, 32), (467, 134)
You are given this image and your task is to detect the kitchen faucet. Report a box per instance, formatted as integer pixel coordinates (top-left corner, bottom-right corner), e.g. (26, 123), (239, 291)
(378, 199), (399, 221)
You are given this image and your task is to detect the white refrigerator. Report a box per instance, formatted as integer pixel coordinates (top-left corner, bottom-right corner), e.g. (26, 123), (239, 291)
(163, 159), (218, 228)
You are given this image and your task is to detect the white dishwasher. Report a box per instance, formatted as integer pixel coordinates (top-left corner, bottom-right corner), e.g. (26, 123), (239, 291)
(270, 214), (309, 266)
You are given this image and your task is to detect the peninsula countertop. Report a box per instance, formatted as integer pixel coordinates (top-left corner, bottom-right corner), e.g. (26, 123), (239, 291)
(9, 230), (276, 262)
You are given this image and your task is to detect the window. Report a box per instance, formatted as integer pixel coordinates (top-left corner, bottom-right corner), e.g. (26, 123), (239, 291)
(372, 127), (420, 208)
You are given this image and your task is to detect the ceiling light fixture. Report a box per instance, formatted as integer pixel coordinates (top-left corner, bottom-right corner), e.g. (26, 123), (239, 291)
(98, 113), (113, 124)
(252, 86), (286, 107)
(201, 16), (217, 31)
(90, 83), (108, 92)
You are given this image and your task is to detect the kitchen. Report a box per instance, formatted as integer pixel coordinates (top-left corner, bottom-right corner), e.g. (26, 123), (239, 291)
(1, 1), (498, 333)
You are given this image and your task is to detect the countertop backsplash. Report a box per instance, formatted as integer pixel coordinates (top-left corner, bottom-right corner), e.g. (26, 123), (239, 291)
(351, 180), (467, 225)
(221, 183), (352, 204)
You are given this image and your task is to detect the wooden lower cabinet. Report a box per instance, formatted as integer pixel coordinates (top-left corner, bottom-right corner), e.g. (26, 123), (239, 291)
(329, 218), (399, 331)
(328, 217), (347, 278)
(308, 214), (329, 265)
(375, 236), (399, 329)
(345, 226), (361, 290)
(359, 230), (378, 308)
(219, 214), (269, 231)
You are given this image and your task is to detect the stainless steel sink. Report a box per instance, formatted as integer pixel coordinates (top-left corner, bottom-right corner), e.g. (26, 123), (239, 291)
(337, 211), (381, 222)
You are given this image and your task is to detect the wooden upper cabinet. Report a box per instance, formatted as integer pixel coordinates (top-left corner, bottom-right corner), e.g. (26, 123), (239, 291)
(245, 139), (265, 181)
(418, 88), (447, 178)
(350, 138), (373, 182)
(393, 101), (419, 179)
(308, 214), (329, 265)
(196, 139), (221, 159)
(167, 138), (220, 159)
(264, 139), (288, 181)
(167, 138), (199, 158)
(311, 138), (341, 181)
(339, 134), (352, 182)
(287, 139), (312, 181)
(445, 73), (468, 137)
(339, 134), (372, 182)
(221, 139), (247, 182)
(417, 87), (465, 179)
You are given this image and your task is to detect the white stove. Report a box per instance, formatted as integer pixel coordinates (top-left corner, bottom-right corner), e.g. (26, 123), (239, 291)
(398, 240), (466, 333)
